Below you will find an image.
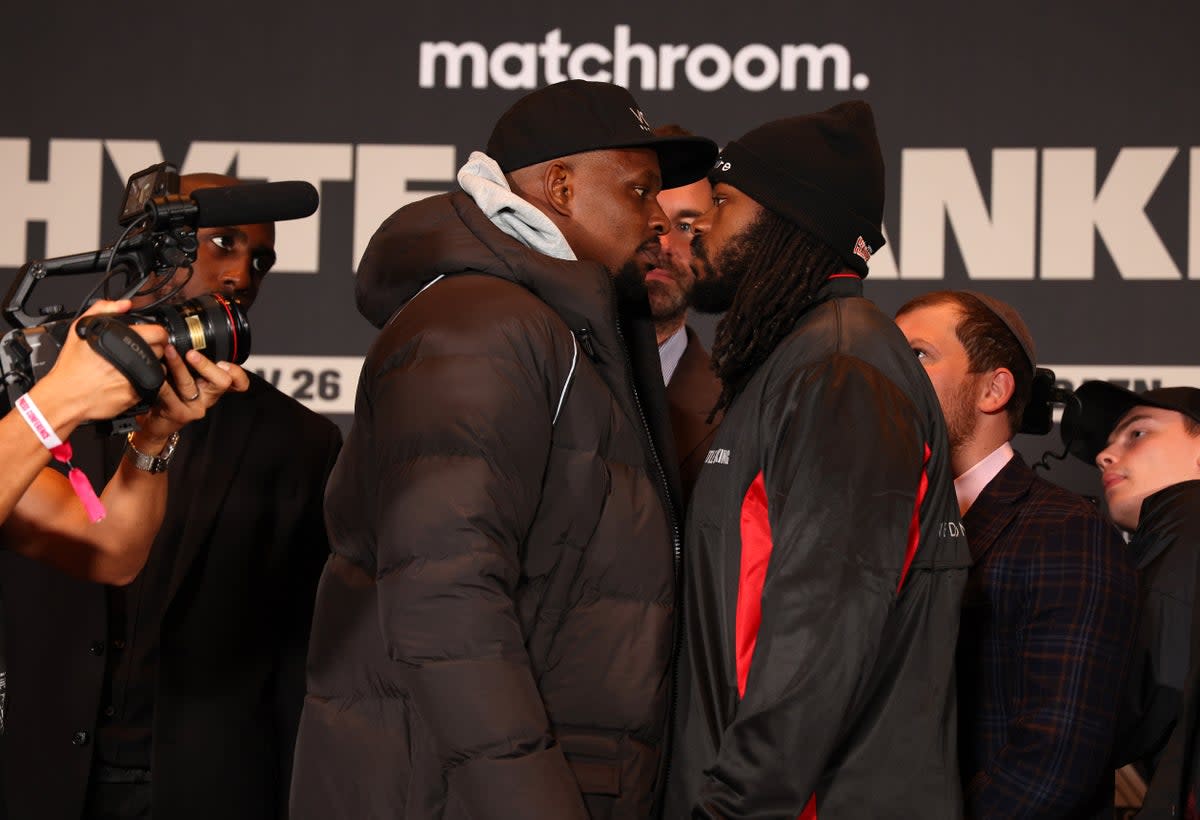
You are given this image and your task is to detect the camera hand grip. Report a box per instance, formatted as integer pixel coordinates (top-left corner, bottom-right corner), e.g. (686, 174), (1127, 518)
(75, 316), (165, 404)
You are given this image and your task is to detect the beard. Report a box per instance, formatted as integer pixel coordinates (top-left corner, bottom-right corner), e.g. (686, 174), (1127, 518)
(944, 374), (982, 454)
(611, 237), (664, 304)
(645, 259), (692, 326)
(688, 212), (770, 314)
(646, 280), (687, 323)
(612, 257), (649, 303)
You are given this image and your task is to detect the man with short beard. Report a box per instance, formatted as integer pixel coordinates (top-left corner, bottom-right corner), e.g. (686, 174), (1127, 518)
(896, 291), (1136, 819)
(291, 80), (716, 819)
(646, 124), (722, 505)
(663, 102), (971, 819)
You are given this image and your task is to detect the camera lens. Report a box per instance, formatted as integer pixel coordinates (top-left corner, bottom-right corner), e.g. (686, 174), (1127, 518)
(141, 293), (251, 364)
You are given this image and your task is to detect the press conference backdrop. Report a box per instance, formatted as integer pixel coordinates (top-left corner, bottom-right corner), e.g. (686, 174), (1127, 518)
(1, 1), (1195, 496)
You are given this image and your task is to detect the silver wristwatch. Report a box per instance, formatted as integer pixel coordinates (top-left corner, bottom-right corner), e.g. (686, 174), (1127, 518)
(124, 431), (181, 474)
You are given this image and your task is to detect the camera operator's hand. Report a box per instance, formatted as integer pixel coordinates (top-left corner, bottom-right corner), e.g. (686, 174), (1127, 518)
(2, 338), (248, 585)
(28, 299), (170, 437)
(129, 345), (251, 454)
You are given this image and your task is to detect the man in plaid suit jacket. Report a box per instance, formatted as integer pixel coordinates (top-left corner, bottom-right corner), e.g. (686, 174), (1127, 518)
(898, 291), (1138, 819)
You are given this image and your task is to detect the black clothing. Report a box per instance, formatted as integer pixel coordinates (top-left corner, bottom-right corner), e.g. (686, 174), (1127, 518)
(96, 530), (173, 770)
(0, 375), (340, 820)
(1114, 481), (1200, 819)
(665, 277), (971, 819)
(83, 775), (152, 820)
(291, 191), (681, 819)
(1116, 481), (1200, 776)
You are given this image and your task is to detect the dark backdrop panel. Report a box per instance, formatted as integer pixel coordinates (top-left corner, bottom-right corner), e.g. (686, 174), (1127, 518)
(2, 0), (1196, 500)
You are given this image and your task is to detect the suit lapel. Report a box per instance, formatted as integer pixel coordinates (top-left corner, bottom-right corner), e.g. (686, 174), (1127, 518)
(667, 329), (720, 414)
(666, 328), (722, 461)
(961, 454), (1036, 563)
(162, 382), (264, 610)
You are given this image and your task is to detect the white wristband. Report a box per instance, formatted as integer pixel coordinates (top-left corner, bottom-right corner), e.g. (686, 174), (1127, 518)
(14, 392), (64, 449)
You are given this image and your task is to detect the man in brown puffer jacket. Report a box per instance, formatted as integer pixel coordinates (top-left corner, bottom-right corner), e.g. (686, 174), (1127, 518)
(290, 81), (716, 820)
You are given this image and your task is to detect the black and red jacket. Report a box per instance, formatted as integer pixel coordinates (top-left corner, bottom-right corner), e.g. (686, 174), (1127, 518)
(664, 276), (971, 819)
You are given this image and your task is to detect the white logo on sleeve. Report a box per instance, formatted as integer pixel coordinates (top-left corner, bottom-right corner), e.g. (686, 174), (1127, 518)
(938, 521), (967, 538)
(704, 448), (731, 465)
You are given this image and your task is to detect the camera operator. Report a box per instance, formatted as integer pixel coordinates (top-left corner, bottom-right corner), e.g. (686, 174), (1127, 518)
(0, 172), (340, 820)
(0, 297), (246, 583)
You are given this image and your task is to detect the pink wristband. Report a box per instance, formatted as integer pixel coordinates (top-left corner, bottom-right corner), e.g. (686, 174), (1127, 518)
(15, 392), (107, 522)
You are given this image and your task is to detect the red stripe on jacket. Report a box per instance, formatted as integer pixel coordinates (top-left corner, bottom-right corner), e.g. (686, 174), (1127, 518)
(736, 471), (771, 699)
(897, 443), (931, 593)
(736, 472), (818, 819)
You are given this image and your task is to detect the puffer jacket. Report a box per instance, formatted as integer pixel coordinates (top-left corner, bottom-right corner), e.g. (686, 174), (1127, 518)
(290, 192), (681, 820)
(664, 276), (971, 819)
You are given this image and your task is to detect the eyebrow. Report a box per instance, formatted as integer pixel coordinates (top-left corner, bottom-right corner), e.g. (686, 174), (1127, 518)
(632, 167), (662, 186)
(203, 226), (247, 240)
(1109, 412), (1154, 442)
(673, 208), (705, 219)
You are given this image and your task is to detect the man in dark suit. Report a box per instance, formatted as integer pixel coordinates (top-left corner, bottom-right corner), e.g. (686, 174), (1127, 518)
(897, 290), (1138, 819)
(646, 125), (722, 505)
(0, 173), (341, 820)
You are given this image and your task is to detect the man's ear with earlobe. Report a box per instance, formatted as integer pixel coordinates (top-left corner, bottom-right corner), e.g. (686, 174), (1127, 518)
(979, 367), (1016, 415)
(544, 161), (574, 217)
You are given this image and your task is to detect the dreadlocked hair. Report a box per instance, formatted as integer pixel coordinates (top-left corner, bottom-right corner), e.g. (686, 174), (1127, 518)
(709, 210), (845, 418)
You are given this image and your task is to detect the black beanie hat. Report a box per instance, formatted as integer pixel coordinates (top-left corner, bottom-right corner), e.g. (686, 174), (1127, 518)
(709, 100), (885, 276)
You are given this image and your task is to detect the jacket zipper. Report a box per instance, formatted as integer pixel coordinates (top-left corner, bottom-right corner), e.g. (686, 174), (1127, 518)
(574, 327), (598, 361)
(611, 308), (683, 809)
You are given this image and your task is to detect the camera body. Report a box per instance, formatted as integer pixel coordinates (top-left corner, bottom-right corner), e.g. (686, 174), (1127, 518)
(119, 163), (180, 227)
(0, 163), (252, 434)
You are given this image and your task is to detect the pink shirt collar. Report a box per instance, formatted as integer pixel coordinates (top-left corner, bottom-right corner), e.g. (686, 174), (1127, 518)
(954, 442), (1015, 516)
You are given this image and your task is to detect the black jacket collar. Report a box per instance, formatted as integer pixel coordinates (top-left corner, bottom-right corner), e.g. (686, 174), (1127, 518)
(1131, 480), (1200, 569)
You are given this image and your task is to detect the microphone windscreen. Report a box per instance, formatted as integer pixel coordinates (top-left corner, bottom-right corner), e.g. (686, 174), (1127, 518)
(192, 181), (319, 227)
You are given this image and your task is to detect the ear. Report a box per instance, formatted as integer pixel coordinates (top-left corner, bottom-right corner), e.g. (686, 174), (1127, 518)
(978, 367), (1015, 415)
(543, 161), (573, 218)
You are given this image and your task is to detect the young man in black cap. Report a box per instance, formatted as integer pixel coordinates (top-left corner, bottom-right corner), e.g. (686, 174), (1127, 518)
(290, 80), (716, 819)
(663, 102), (971, 818)
(896, 293), (1136, 819)
(1067, 383), (1200, 817)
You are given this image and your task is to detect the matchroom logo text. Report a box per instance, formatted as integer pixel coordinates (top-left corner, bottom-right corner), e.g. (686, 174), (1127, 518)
(418, 25), (869, 93)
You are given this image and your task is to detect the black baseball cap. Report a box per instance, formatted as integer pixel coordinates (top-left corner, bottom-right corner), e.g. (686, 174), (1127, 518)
(1063, 381), (1200, 463)
(487, 80), (717, 189)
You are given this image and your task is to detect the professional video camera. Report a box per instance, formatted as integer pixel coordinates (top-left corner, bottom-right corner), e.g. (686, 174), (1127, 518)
(1020, 366), (1087, 471)
(0, 163), (319, 434)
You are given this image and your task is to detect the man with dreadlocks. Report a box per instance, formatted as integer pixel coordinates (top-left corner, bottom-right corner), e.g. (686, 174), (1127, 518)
(662, 102), (972, 818)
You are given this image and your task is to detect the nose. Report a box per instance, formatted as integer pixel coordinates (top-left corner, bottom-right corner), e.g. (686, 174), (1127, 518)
(1095, 446), (1116, 469)
(691, 209), (712, 238)
(648, 199), (667, 237)
(659, 227), (685, 259)
(220, 260), (252, 294)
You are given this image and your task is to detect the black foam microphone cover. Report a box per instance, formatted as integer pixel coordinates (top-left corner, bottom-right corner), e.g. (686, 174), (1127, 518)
(190, 181), (319, 227)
